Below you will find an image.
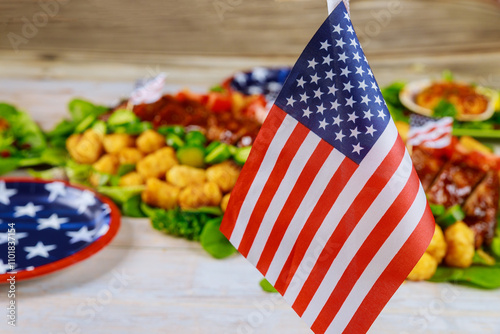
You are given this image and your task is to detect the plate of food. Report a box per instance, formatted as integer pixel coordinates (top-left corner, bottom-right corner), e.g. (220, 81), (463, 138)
(0, 178), (120, 282)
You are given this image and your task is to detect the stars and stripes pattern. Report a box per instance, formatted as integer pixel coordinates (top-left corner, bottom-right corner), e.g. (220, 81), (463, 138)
(408, 114), (453, 148)
(220, 2), (435, 334)
(0, 180), (112, 275)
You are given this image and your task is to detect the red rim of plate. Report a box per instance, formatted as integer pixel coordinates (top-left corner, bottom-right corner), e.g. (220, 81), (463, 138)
(0, 177), (121, 283)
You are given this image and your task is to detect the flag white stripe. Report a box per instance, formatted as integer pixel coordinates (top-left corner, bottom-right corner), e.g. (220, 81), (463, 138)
(408, 125), (452, 146)
(422, 136), (451, 148)
(282, 122), (399, 303)
(264, 148), (345, 284)
(229, 115), (299, 247)
(408, 117), (453, 137)
(301, 149), (413, 325)
(246, 132), (322, 264)
(325, 185), (428, 334)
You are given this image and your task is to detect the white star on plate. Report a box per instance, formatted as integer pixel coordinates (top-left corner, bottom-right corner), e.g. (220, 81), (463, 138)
(299, 92), (309, 103)
(0, 232), (28, 245)
(286, 96), (296, 106)
(366, 125), (377, 136)
(318, 119), (328, 130)
(367, 69), (374, 77)
(335, 131), (345, 142)
(248, 86), (263, 95)
(313, 88), (323, 99)
(0, 181), (18, 205)
(234, 72), (246, 84)
(307, 58), (318, 69)
(374, 96), (383, 105)
(355, 66), (365, 76)
(331, 100), (341, 110)
(320, 40), (331, 51)
(252, 67), (269, 82)
(371, 81), (379, 90)
(345, 96), (356, 108)
(378, 109), (386, 119)
(268, 82), (282, 92)
(77, 190), (97, 214)
(350, 38), (359, 48)
(338, 52), (348, 63)
(328, 85), (338, 96)
(343, 81), (354, 93)
(37, 213), (69, 230)
(340, 66), (351, 77)
(297, 77), (306, 88)
(333, 23), (343, 34)
(352, 143), (364, 154)
(322, 55), (333, 66)
(347, 25), (354, 34)
(310, 73), (320, 84)
(66, 226), (95, 244)
(45, 182), (67, 202)
(364, 109), (374, 120)
(14, 202), (43, 218)
(361, 95), (371, 105)
(0, 260), (11, 274)
(303, 107), (313, 118)
(350, 127), (361, 139)
(325, 70), (335, 80)
(332, 115), (343, 126)
(347, 112), (358, 123)
(344, 12), (351, 21)
(316, 104), (326, 114)
(358, 80), (368, 90)
(24, 241), (57, 260)
(336, 38), (346, 48)
(352, 52), (361, 62)
(95, 224), (110, 238)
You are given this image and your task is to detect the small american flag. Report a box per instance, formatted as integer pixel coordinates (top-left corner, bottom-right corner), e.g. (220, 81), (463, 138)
(129, 72), (167, 105)
(407, 114), (453, 148)
(221, 2), (435, 334)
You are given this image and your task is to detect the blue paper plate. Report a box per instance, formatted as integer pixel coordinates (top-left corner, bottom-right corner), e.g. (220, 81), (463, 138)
(0, 178), (120, 282)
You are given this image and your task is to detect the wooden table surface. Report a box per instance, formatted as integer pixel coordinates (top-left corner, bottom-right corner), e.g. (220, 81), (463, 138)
(1, 0), (500, 333)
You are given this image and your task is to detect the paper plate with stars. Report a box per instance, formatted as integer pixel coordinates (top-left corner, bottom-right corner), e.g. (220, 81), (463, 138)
(0, 178), (120, 283)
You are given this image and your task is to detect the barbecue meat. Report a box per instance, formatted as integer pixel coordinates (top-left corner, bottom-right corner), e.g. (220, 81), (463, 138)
(411, 146), (447, 191)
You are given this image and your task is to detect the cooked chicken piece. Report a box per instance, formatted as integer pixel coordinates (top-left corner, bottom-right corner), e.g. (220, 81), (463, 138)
(206, 161), (240, 193)
(136, 129), (165, 154)
(118, 147), (144, 165)
(119, 172), (145, 187)
(141, 178), (180, 210)
(462, 170), (499, 248)
(221, 193), (231, 212)
(103, 133), (135, 154)
(411, 146), (447, 191)
(136, 149), (178, 179)
(407, 252), (438, 281)
(426, 224), (447, 264)
(444, 221), (475, 268)
(166, 165), (206, 188)
(178, 182), (222, 209)
(66, 129), (103, 164)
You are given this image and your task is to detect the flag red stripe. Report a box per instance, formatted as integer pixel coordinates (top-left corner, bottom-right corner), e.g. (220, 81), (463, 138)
(220, 107), (287, 238)
(408, 122), (452, 140)
(273, 157), (358, 293)
(237, 122), (311, 257)
(417, 130), (451, 146)
(256, 140), (334, 275)
(342, 205), (435, 334)
(292, 137), (406, 316)
(311, 167), (421, 333)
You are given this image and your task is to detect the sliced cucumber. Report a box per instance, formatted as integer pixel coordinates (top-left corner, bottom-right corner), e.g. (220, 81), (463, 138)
(176, 144), (205, 168)
(205, 142), (232, 164)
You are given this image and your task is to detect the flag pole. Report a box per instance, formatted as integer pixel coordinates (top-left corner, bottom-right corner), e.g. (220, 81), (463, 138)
(327, 0), (350, 15)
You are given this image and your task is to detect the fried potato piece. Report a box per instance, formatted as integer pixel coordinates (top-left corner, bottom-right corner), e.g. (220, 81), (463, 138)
(426, 224), (447, 264)
(66, 129), (103, 164)
(166, 165), (206, 188)
(444, 221), (475, 268)
(103, 133), (135, 154)
(221, 193), (231, 213)
(178, 182), (222, 209)
(407, 252), (438, 281)
(141, 178), (180, 210)
(119, 172), (145, 187)
(136, 148), (178, 179)
(118, 148), (144, 165)
(92, 154), (120, 174)
(206, 161), (240, 193)
(136, 130), (165, 154)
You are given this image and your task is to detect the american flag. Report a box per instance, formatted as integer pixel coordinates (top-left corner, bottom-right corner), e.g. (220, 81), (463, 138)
(129, 72), (167, 105)
(220, 2), (435, 334)
(407, 114), (453, 148)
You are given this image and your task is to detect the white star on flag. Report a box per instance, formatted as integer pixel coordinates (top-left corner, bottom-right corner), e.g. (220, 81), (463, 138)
(24, 241), (57, 260)
(37, 214), (70, 230)
(14, 202), (43, 217)
(45, 182), (67, 202)
(66, 226), (95, 244)
(0, 181), (17, 205)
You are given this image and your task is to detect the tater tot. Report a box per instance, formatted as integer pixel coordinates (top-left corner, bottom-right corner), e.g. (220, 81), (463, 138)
(66, 129), (103, 164)
(136, 130), (165, 154)
(119, 172), (145, 187)
(426, 224), (447, 264)
(444, 221), (475, 268)
(407, 252), (438, 281)
(221, 193), (231, 212)
(166, 165), (206, 188)
(92, 154), (120, 174)
(118, 148), (144, 165)
(103, 133), (135, 154)
(178, 182), (222, 209)
(141, 178), (180, 210)
(206, 161), (241, 193)
(136, 150), (178, 179)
